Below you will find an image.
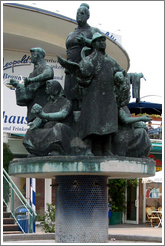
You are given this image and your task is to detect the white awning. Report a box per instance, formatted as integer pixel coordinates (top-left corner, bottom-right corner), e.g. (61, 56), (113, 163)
(142, 171), (163, 183)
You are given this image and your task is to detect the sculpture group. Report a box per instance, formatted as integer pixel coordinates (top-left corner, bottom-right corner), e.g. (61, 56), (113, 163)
(9, 3), (152, 158)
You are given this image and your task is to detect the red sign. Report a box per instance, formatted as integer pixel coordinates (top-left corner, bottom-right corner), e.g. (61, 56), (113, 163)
(148, 154), (162, 171)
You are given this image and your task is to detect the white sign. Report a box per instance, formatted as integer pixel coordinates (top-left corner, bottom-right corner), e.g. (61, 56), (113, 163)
(3, 50), (65, 134)
(101, 30), (122, 45)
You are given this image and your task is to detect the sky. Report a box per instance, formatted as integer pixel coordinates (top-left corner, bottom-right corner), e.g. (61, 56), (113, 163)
(4, 1), (164, 104)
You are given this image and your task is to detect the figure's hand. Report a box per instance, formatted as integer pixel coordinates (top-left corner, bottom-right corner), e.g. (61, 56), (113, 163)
(138, 73), (146, 81)
(28, 121), (37, 130)
(138, 73), (143, 78)
(140, 115), (152, 122)
(24, 77), (33, 86)
(76, 32), (87, 45)
(136, 97), (140, 103)
(9, 79), (19, 88)
(31, 103), (42, 114)
(57, 54), (80, 74)
(134, 121), (148, 130)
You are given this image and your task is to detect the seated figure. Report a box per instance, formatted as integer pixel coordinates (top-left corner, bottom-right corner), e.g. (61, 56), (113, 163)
(23, 80), (74, 156)
(112, 71), (152, 157)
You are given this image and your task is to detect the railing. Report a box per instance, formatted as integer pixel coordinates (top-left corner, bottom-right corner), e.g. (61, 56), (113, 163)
(3, 168), (37, 233)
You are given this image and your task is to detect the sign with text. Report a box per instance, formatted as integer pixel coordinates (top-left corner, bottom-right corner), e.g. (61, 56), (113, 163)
(148, 154), (162, 171)
(101, 30), (122, 45)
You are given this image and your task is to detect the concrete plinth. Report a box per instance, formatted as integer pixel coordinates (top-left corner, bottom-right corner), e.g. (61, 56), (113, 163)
(8, 156), (156, 179)
(8, 156), (155, 243)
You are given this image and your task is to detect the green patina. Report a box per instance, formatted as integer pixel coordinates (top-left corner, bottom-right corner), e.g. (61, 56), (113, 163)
(8, 156), (156, 179)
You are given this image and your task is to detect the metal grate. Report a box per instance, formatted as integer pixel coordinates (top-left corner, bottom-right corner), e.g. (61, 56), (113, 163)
(55, 175), (108, 243)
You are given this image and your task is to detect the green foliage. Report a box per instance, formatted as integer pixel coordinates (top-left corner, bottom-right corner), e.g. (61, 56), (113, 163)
(3, 143), (13, 172)
(127, 178), (139, 187)
(3, 143), (13, 204)
(37, 203), (55, 233)
(108, 179), (127, 213)
(111, 205), (119, 212)
(108, 179), (139, 213)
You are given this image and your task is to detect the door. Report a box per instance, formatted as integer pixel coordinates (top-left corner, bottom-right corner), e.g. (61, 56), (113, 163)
(125, 179), (139, 224)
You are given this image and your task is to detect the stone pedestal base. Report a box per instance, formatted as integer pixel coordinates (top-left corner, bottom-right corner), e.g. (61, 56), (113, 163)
(8, 156), (156, 179)
(8, 156), (156, 243)
(55, 175), (108, 243)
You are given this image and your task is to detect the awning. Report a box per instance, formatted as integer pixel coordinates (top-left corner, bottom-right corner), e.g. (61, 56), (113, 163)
(151, 143), (162, 154)
(127, 101), (162, 115)
(142, 170), (163, 183)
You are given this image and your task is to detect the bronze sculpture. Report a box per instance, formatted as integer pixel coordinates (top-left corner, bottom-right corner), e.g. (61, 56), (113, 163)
(57, 32), (152, 157)
(64, 3), (102, 111)
(112, 71), (152, 157)
(9, 47), (54, 123)
(23, 80), (74, 156)
(9, 5), (152, 158)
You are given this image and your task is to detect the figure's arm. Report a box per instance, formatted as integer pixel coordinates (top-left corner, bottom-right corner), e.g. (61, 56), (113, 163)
(24, 66), (54, 85)
(119, 108), (152, 125)
(31, 101), (72, 121)
(76, 32), (92, 46)
(57, 54), (80, 75)
(28, 117), (43, 129)
(128, 73), (145, 82)
(39, 109), (69, 121)
(133, 121), (148, 130)
(9, 79), (23, 88)
(128, 73), (146, 103)
(76, 28), (102, 47)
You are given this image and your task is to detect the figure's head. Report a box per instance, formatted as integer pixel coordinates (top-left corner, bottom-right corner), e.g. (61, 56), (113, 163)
(114, 71), (126, 85)
(30, 47), (45, 64)
(91, 32), (106, 51)
(46, 80), (63, 96)
(114, 70), (131, 107)
(76, 3), (90, 25)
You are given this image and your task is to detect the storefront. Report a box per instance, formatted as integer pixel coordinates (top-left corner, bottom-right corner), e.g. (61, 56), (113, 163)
(143, 143), (162, 222)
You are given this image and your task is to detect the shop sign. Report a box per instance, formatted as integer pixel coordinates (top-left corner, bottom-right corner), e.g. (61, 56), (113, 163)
(148, 154), (162, 171)
(101, 30), (122, 45)
(146, 188), (160, 198)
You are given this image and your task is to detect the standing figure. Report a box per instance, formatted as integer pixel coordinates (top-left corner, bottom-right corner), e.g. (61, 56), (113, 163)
(64, 3), (102, 111)
(9, 47), (54, 123)
(59, 33), (124, 156)
(76, 33), (125, 156)
(23, 80), (74, 156)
